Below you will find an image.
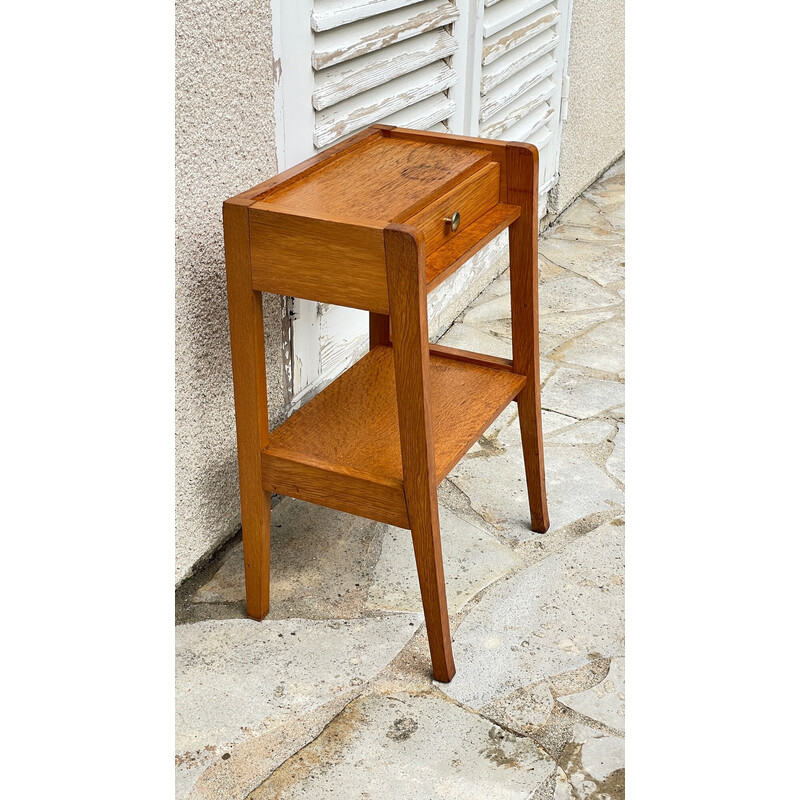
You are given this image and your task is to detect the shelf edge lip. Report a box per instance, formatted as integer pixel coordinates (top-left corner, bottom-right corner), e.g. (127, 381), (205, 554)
(429, 343), (518, 375)
(261, 445), (403, 490)
(426, 203), (522, 292)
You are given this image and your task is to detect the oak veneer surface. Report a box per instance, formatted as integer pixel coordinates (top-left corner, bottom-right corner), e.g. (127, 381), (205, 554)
(405, 161), (500, 254)
(426, 202), (520, 290)
(266, 345), (526, 486)
(255, 135), (491, 222)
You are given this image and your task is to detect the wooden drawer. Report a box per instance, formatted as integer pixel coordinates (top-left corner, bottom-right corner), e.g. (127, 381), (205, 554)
(403, 161), (500, 254)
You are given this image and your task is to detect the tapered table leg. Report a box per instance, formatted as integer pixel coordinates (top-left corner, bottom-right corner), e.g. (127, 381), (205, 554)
(385, 224), (456, 682)
(224, 200), (271, 618)
(507, 144), (550, 533)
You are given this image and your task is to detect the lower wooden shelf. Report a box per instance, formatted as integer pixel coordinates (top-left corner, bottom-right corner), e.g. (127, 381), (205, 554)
(262, 345), (526, 528)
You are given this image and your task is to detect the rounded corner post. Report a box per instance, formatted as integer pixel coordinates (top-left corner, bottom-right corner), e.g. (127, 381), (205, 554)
(506, 145), (550, 533)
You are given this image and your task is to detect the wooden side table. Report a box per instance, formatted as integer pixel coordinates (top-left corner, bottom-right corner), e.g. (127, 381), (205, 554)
(223, 125), (549, 682)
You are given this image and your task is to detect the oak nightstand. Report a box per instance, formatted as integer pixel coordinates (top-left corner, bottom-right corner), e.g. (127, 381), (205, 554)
(223, 125), (549, 682)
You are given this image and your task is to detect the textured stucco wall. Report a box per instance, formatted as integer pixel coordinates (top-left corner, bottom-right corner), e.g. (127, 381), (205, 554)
(176, 0), (283, 584)
(549, 0), (625, 217)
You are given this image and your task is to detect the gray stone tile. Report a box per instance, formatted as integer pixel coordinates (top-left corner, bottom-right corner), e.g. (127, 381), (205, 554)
(556, 724), (625, 799)
(556, 197), (615, 233)
(175, 615), (420, 758)
(539, 275), (621, 314)
(542, 410), (581, 436)
(479, 681), (555, 736)
(548, 419), (617, 445)
(583, 186), (624, 216)
(540, 310), (616, 355)
(438, 322), (511, 359)
(539, 238), (624, 288)
(449, 430), (624, 540)
(550, 222), (623, 245)
(606, 423), (625, 484)
(544, 449), (625, 532)
(365, 506), (522, 614)
(462, 293), (510, 327)
(249, 691), (556, 800)
(437, 522), (625, 709)
(555, 318), (625, 374)
(191, 499), (384, 620)
(559, 658), (625, 734)
(542, 368), (625, 419)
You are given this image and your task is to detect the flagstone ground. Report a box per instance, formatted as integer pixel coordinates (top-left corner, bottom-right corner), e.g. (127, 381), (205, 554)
(176, 158), (625, 800)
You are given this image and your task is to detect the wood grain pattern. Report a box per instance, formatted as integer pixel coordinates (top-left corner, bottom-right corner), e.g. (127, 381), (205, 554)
(223, 201), (271, 620)
(248, 205), (389, 313)
(385, 126), (511, 201)
(258, 135), (491, 222)
(384, 223), (454, 682)
(262, 447), (409, 528)
(507, 143), (550, 533)
(267, 344), (524, 487)
(402, 162), (500, 254)
(228, 128), (382, 205)
(425, 203), (520, 291)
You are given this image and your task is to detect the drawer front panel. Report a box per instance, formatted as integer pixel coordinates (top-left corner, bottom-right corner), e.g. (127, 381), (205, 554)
(404, 161), (500, 254)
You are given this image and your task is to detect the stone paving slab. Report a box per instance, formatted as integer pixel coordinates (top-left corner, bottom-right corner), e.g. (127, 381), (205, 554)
(539, 275), (621, 315)
(539, 239), (625, 288)
(176, 158), (625, 799)
(436, 520), (624, 711)
(559, 657), (625, 734)
(554, 724), (625, 799)
(248, 691), (556, 800)
(448, 408), (624, 540)
(175, 615), (421, 797)
(190, 499), (384, 620)
(542, 367), (625, 420)
(366, 505), (522, 614)
(554, 318), (625, 375)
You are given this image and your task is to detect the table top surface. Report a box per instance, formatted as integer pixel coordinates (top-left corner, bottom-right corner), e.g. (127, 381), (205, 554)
(254, 133), (492, 223)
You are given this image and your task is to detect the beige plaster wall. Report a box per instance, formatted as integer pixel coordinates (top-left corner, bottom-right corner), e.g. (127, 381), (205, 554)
(176, 0), (284, 584)
(550, 0), (625, 217)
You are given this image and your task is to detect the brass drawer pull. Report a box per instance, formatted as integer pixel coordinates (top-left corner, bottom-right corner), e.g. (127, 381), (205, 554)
(444, 211), (461, 232)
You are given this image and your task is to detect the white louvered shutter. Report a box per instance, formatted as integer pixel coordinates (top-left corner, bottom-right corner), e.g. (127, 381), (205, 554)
(311, 1), (462, 147)
(274, 0), (463, 165)
(476, 0), (571, 214)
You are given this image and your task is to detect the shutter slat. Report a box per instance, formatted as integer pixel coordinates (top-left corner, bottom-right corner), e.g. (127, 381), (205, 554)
(480, 28), (558, 96)
(530, 123), (554, 153)
(484, 0), (505, 8)
(479, 76), (556, 139)
(381, 92), (456, 130)
(428, 121), (453, 134)
(312, 0), (458, 70)
(311, 0), (427, 33)
(314, 61), (457, 148)
(313, 28), (457, 111)
(483, 0), (553, 38)
(479, 53), (557, 122)
(482, 4), (560, 66)
(499, 102), (555, 143)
